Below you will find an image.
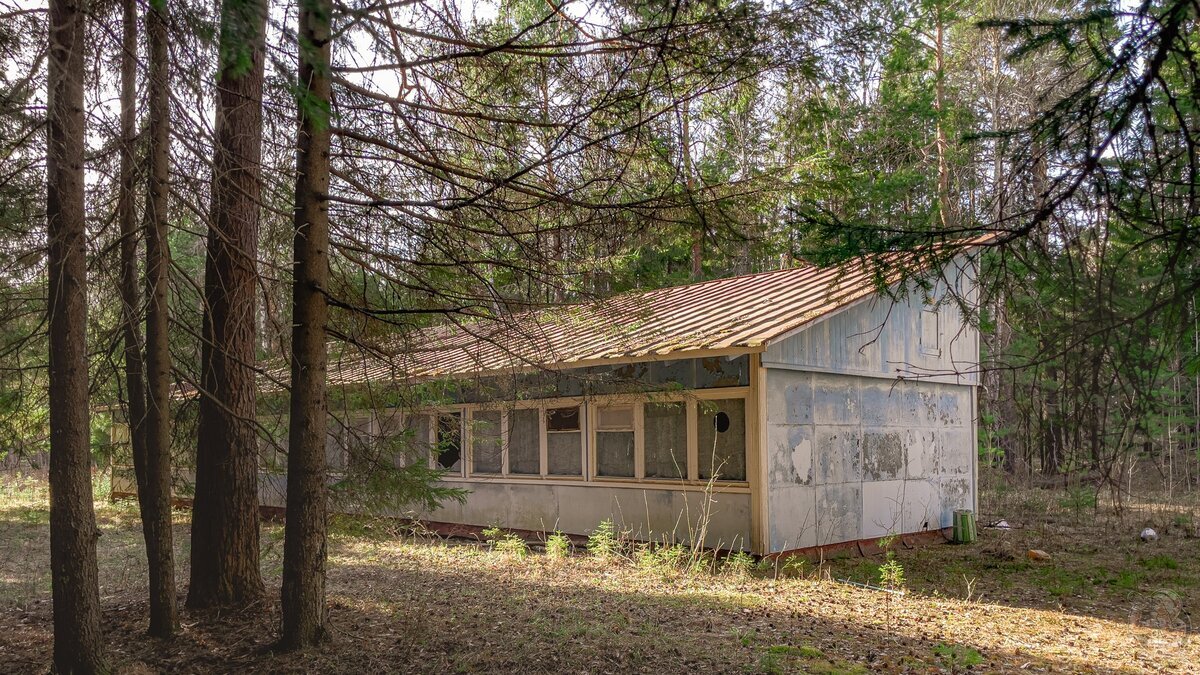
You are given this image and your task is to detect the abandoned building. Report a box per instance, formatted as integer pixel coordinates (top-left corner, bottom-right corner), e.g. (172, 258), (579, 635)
(112, 251), (981, 556)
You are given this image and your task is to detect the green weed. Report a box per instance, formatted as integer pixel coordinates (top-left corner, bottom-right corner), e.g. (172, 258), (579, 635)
(1141, 554), (1179, 571)
(544, 531), (571, 560)
(933, 643), (983, 671)
(587, 519), (619, 558)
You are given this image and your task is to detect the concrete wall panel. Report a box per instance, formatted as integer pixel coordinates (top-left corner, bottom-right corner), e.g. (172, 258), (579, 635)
(419, 481), (752, 550)
(861, 480), (905, 539)
(764, 367), (975, 553)
(816, 483), (862, 545)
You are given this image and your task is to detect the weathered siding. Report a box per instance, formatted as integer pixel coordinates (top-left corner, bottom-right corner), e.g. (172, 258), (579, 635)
(420, 481), (751, 549)
(763, 370), (975, 553)
(111, 467), (751, 549)
(762, 260), (979, 386)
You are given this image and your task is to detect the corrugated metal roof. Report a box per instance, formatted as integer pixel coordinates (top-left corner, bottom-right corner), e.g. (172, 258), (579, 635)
(322, 248), (966, 385)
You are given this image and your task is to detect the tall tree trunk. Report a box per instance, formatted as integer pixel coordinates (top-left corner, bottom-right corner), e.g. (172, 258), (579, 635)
(142, 0), (178, 636)
(281, 0), (332, 648)
(117, 0), (148, 496)
(47, 0), (108, 668)
(188, 0), (268, 609)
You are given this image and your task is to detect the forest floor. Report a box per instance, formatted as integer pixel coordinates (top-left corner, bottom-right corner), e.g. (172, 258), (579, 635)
(0, 471), (1198, 673)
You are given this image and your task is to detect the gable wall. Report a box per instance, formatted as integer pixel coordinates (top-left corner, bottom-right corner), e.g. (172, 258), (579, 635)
(762, 258), (979, 386)
(760, 259), (979, 553)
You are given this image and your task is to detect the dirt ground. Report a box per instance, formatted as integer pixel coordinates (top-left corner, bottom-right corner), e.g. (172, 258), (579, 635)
(0, 472), (1197, 673)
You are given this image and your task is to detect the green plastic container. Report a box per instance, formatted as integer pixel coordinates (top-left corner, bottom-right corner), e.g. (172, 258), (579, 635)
(952, 509), (977, 544)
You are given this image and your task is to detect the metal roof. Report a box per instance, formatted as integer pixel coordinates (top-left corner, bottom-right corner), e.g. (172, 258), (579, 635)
(323, 250), (957, 385)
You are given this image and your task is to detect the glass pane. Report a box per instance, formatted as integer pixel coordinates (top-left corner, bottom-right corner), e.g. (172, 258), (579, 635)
(596, 405), (633, 430)
(325, 424), (346, 471)
(547, 406), (580, 431)
(547, 431), (581, 475)
(471, 410), (502, 474)
(645, 402), (687, 479)
(436, 413), (462, 472)
(388, 414), (431, 468)
(596, 431), (634, 477)
(344, 415), (375, 473)
(698, 399), (746, 481)
(508, 408), (540, 475)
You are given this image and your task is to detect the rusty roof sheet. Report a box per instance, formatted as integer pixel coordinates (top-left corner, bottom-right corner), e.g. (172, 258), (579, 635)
(322, 250), (953, 386)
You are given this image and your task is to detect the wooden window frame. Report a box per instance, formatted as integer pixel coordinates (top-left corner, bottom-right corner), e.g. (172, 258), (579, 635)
(400, 387), (749, 490)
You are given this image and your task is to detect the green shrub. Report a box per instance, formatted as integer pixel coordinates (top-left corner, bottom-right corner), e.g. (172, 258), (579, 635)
(722, 550), (756, 577)
(545, 531), (571, 560)
(482, 526), (529, 557)
(588, 519), (619, 558)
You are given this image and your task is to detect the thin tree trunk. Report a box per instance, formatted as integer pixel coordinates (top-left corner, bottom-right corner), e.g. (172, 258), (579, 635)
(189, 0), (268, 609)
(281, 0), (332, 648)
(142, 0), (178, 637)
(682, 103), (702, 281)
(47, 0), (107, 668)
(117, 0), (148, 497)
(933, 2), (951, 230)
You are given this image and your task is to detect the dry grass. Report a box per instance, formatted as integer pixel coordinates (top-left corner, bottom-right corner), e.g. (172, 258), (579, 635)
(0, 471), (1197, 673)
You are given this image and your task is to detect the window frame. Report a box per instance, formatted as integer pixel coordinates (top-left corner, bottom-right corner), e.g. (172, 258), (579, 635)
(394, 387), (749, 489)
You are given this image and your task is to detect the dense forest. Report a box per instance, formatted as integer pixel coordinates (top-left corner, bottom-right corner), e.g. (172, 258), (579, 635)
(1, 0), (1198, 669)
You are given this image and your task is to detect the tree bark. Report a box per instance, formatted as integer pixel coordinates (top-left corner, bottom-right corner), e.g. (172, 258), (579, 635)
(281, 0), (333, 647)
(188, 0), (268, 609)
(142, 0), (178, 636)
(117, 0), (148, 496)
(47, 0), (108, 669)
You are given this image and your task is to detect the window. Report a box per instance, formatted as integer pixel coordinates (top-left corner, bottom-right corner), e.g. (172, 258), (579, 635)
(343, 415), (377, 474)
(644, 402), (687, 480)
(436, 412), (463, 473)
(595, 405), (634, 478)
(257, 414), (289, 472)
(508, 408), (540, 475)
(920, 306), (940, 356)
(325, 425), (347, 472)
(546, 405), (582, 475)
(386, 410), (429, 468)
(547, 406), (579, 431)
(471, 410), (503, 474)
(697, 399), (746, 481)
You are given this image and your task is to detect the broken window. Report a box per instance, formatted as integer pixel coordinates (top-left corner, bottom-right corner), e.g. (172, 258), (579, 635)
(547, 406), (580, 431)
(644, 402), (687, 480)
(471, 410), (503, 474)
(436, 412), (463, 473)
(546, 405), (581, 475)
(697, 398), (746, 481)
(508, 408), (540, 475)
(595, 405), (634, 478)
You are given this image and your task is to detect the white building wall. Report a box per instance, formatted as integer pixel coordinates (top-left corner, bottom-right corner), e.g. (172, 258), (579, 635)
(421, 481), (751, 550)
(761, 260), (979, 553)
(762, 259), (979, 386)
(110, 468), (753, 549)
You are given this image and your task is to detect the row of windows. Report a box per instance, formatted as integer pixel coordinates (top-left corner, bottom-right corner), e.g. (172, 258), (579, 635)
(364, 396), (748, 484)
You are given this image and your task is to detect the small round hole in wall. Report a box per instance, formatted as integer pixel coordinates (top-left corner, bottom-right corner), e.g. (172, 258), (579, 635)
(714, 411), (731, 433)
